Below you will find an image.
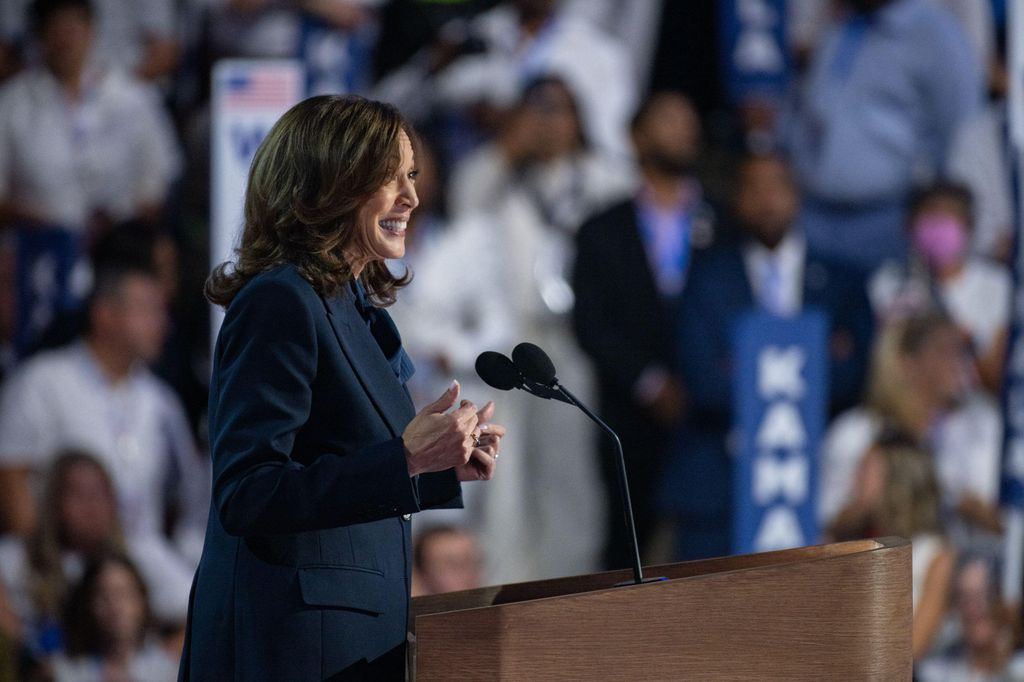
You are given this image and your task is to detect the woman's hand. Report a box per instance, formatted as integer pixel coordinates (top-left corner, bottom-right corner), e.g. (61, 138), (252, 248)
(403, 381), (479, 477)
(455, 401), (505, 482)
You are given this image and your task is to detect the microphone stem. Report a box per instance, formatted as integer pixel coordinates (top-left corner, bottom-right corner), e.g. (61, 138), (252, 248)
(555, 383), (645, 586)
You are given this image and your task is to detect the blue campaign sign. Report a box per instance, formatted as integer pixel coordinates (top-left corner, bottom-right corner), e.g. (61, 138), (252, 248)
(732, 309), (828, 554)
(717, 0), (790, 103)
(14, 227), (85, 356)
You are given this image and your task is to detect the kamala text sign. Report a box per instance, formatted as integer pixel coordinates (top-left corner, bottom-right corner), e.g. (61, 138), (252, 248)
(733, 310), (827, 554)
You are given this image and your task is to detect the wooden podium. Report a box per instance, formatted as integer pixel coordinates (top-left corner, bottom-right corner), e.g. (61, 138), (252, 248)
(410, 537), (910, 681)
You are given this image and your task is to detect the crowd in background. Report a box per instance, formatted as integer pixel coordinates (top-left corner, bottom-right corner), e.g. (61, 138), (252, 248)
(0, 0), (1020, 679)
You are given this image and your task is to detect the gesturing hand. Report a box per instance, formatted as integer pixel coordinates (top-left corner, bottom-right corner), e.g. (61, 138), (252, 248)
(455, 400), (505, 482)
(403, 381), (479, 477)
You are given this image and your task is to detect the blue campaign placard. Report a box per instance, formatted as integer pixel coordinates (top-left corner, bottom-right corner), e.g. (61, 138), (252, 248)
(732, 309), (828, 554)
(14, 227), (86, 356)
(717, 0), (791, 104)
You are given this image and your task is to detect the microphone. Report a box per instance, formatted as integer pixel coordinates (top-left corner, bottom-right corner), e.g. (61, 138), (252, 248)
(475, 350), (572, 405)
(474, 351), (522, 390)
(508, 342), (658, 587)
(510, 342), (557, 386)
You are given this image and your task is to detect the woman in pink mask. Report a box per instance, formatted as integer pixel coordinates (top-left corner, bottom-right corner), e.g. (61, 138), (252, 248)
(870, 181), (1011, 396)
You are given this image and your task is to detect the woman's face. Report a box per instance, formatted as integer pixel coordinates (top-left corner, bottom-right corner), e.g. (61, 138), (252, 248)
(92, 563), (146, 646)
(59, 462), (118, 551)
(350, 131), (419, 270)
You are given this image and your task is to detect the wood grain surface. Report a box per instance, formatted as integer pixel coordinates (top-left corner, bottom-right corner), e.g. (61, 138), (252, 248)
(412, 538), (911, 681)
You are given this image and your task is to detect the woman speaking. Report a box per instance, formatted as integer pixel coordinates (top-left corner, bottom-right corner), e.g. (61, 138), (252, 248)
(179, 96), (504, 681)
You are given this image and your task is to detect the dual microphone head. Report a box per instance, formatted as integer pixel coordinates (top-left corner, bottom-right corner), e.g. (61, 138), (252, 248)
(475, 343), (565, 403)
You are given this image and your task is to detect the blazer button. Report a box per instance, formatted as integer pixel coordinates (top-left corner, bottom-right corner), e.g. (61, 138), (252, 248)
(402, 514), (412, 522)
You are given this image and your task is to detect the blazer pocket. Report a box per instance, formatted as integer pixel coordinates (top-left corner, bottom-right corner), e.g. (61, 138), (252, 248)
(297, 565), (387, 615)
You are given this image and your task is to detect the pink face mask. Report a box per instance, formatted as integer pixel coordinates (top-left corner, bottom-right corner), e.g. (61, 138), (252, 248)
(911, 216), (968, 268)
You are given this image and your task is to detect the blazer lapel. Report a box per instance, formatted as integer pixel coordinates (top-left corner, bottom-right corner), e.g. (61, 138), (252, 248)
(323, 291), (415, 438)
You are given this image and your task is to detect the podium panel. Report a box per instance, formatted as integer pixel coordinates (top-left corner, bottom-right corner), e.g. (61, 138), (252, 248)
(411, 537), (910, 681)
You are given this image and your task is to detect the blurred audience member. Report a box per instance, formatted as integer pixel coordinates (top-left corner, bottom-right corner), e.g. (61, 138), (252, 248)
(201, 0), (382, 95)
(448, 74), (633, 224)
(0, 265), (208, 624)
(667, 151), (872, 561)
(919, 557), (1024, 681)
(0, 451), (123, 665)
(1, 0), (180, 82)
(871, 182), (1010, 395)
(411, 525), (483, 597)
(829, 440), (955, 660)
(947, 27), (1012, 261)
(410, 75), (628, 583)
(572, 91), (710, 570)
(560, 0), (662, 91)
(0, 0), (180, 234)
(784, 0), (983, 272)
(820, 312), (1003, 547)
(374, 0), (636, 159)
(54, 553), (178, 682)
(0, 0), (181, 356)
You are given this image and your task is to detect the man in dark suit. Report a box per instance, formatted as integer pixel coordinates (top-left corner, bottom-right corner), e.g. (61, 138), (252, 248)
(572, 92), (715, 570)
(663, 152), (874, 560)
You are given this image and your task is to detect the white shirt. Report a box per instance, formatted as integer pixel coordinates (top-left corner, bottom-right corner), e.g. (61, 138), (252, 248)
(743, 231), (806, 317)
(940, 259), (1011, 355)
(912, 532), (944, 612)
(0, 343), (207, 621)
(819, 393), (1003, 527)
(374, 5), (637, 159)
(933, 393), (1003, 506)
(0, 65), (181, 230)
(53, 639), (179, 682)
(870, 257), (1011, 355)
(818, 407), (882, 526)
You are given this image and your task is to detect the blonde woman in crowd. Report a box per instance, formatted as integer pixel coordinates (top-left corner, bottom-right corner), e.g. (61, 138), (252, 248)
(819, 311), (1003, 547)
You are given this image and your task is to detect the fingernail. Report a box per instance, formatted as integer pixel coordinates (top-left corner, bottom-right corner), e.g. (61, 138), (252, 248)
(479, 424), (489, 432)
(448, 379), (458, 393)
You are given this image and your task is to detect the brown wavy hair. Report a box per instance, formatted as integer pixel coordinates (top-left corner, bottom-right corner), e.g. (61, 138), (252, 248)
(206, 95), (414, 308)
(28, 450), (124, 620)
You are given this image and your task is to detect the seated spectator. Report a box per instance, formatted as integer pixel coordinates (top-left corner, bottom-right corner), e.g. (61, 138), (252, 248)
(918, 556), (1024, 681)
(0, 265), (209, 625)
(820, 312), (1003, 548)
(0, 0), (181, 235)
(665, 151), (873, 560)
(0, 451), (123, 667)
(54, 553), (178, 682)
(871, 181), (1011, 395)
(411, 525), (483, 597)
(829, 440), (955, 660)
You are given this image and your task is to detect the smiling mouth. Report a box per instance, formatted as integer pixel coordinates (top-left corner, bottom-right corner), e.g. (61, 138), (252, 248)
(379, 219), (407, 236)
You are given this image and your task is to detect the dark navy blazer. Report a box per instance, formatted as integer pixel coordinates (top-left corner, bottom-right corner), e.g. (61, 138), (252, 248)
(179, 264), (461, 681)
